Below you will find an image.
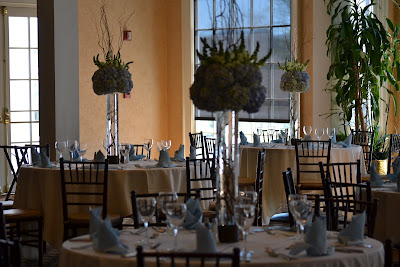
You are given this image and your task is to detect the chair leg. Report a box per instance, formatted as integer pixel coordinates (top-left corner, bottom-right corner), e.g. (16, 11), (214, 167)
(38, 218), (43, 267)
(43, 240), (47, 253)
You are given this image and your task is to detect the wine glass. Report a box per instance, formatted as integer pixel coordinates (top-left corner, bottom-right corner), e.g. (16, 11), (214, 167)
(161, 140), (171, 151)
(156, 141), (163, 152)
(303, 126), (312, 137)
(165, 202), (187, 251)
(314, 128), (325, 142)
(77, 143), (87, 161)
(119, 143), (131, 164)
(67, 140), (78, 160)
(234, 204), (256, 260)
(327, 127), (336, 140)
(267, 129), (275, 143)
(55, 141), (67, 160)
(238, 191), (258, 205)
(288, 194), (312, 240)
(158, 192), (178, 229)
(143, 139), (153, 160)
(136, 197), (157, 245)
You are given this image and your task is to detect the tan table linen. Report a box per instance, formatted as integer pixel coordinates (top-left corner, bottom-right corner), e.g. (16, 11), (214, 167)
(239, 144), (366, 224)
(59, 228), (384, 267)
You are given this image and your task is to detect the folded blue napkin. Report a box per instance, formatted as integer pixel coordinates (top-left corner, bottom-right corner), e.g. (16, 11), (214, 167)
(157, 150), (173, 168)
(240, 131), (248, 145)
(172, 144), (185, 161)
(338, 211), (365, 245)
(337, 134), (352, 148)
(302, 134), (312, 141)
(183, 198), (203, 230)
(387, 157), (400, 181)
(290, 217), (330, 256)
(93, 217), (128, 254)
(331, 135), (337, 144)
(39, 150), (52, 168)
(190, 146), (196, 160)
(253, 133), (261, 147)
(31, 149), (41, 166)
(89, 207), (103, 239)
(370, 163), (384, 187)
(127, 145), (145, 161)
(196, 223), (217, 253)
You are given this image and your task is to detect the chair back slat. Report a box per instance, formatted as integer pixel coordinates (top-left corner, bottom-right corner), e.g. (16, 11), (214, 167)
(351, 130), (374, 173)
(254, 149), (266, 226)
(282, 168), (296, 227)
(189, 132), (205, 159)
(388, 134), (400, 174)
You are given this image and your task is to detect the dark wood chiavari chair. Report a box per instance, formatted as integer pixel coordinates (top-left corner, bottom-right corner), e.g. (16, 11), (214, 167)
(388, 134), (400, 174)
(0, 203), (21, 267)
(189, 132), (205, 159)
(351, 130), (374, 173)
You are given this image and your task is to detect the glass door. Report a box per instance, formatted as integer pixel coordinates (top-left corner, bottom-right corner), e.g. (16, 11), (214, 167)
(0, 6), (37, 193)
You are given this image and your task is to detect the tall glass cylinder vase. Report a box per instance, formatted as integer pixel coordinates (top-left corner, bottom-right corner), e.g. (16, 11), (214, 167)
(215, 110), (239, 242)
(106, 93), (119, 157)
(290, 92), (300, 139)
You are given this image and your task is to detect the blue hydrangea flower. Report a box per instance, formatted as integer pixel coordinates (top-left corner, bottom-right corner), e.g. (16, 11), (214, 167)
(92, 65), (133, 95)
(280, 70), (310, 93)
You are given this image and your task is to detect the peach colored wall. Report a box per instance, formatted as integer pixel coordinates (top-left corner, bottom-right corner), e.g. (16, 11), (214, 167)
(79, 0), (173, 158)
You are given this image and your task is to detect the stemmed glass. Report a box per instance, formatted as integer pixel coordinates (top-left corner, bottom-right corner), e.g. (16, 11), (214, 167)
(55, 141), (67, 160)
(158, 192), (178, 230)
(234, 204), (256, 260)
(314, 128), (325, 142)
(327, 127), (336, 140)
(267, 129), (275, 143)
(288, 194), (313, 240)
(156, 142), (163, 152)
(165, 202), (187, 251)
(143, 139), (153, 160)
(77, 143), (87, 161)
(136, 197), (157, 245)
(303, 126), (312, 137)
(119, 143), (131, 164)
(161, 140), (171, 151)
(67, 140), (78, 160)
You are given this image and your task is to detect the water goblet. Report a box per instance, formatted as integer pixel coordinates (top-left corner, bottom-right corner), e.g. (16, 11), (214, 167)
(315, 128), (325, 142)
(267, 129), (275, 143)
(161, 140), (171, 151)
(143, 139), (153, 160)
(119, 143), (131, 164)
(67, 140), (78, 160)
(77, 143), (87, 161)
(234, 204), (256, 260)
(156, 141), (163, 152)
(238, 191), (258, 205)
(158, 192), (178, 231)
(303, 126), (312, 137)
(55, 141), (67, 160)
(327, 127), (336, 140)
(288, 194), (312, 240)
(136, 197), (157, 245)
(165, 202), (187, 251)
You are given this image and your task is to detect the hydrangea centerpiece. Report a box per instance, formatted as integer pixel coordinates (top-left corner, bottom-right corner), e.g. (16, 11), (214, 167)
(92, 52), (133, 95)
(279, 59), (310, 93)
(190, 32), (271, 112)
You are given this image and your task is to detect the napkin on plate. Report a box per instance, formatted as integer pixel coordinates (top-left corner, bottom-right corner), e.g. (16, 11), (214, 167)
(183, 198), (203, 230)
(39, 150), (52, 168)
(370, 163), (384, 187)
(31, 149), (41, 166)
(336, 134), (352, 148)
(289, 217), (330, 257)
(253, 133), (261, 147)
(89, 206), (103, 239)
(240, 131), (248, 145)
(93, 217), (128, 254)
(387, 157), (400, 181)
(157, 150), (175, 168)
(190, 146), (196, 160)
(172, 144), (185, 161)
(338, 211), (365, 245)
(196, 223), (217, 253)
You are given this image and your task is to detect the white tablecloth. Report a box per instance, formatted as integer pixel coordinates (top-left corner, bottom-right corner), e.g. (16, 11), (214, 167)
(59, 228), (384, 267)
(239, 144), (367, 224)
(13, 160), (199, 250)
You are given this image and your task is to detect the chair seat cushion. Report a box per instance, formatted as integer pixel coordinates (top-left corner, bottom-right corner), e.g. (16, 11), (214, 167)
(0, 201), (14, 209)
(4, 209), (42, 221)
(68, 212), (122, 225)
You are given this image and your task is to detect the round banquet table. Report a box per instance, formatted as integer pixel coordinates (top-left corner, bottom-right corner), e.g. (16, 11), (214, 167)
(13, 159), (210, 250)
(239, 144), (367, 224)
(59, 227), (384, 267)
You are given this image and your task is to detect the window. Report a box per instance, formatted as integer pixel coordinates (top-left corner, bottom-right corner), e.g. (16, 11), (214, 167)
(194, 0), (291, 138)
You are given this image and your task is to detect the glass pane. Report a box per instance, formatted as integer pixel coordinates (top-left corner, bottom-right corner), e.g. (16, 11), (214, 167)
(10, 123), (30, 143)
(273, 0), (290, 25)
(197, 0), (213, 29)
(235, 0), (250, 28)
(9, 17), (29, 48)
(215, 0), (231, 29)
(30, 49), (38, 79)
(260, 65), (271, 98)
(274, 100), (290, 120)
(215, 29), (229, 50)
(273, 64), (289, 99)
(272, 27), (290, 63)
(254, 0), (270, 27)
(9, 49), (29, 79)
(234, 29), (250, 49)
(31, 80), (39, 110)
(10, 80), (30, 111)
(253, 28), (270, 58)
(31, 111), (39, 121)
(10, 111), (30, 122)
(32, 123), (39, 142)
(30, 17), (38, 48)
